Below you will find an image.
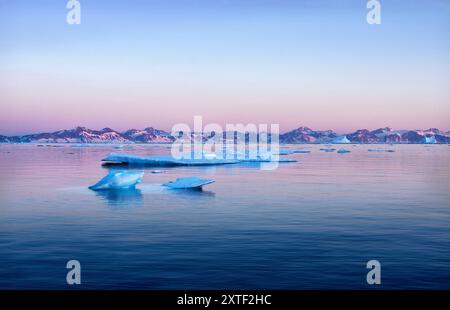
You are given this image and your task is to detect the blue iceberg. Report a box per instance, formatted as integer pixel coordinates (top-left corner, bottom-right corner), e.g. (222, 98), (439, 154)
(333, 136), (351, 144)
(102, 153), (296, 166)
(102, 153), (240, 167)
(276, 149), (311, 155)
(320, 148), (336, 152)
(424, 136), (437, 144)
(337, 148), (351, 154)
(368, 149), (395, 153)
(162, 177), (214, 189)
(242, 156), (297, 163)
(89, 170), (144, 190)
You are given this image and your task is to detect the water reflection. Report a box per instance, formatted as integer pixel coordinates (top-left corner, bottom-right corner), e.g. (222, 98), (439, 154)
(94, 188), (143, 207)
(164, 188), (216, 197)
(93, 185), (215, 208)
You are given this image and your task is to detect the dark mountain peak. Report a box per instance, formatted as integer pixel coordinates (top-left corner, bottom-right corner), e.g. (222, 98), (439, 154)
(74, 126), (89, 133)
(371, 127), (392, 135)
(347, 129), (378, 143)
(425, 128), (440, 134)
(294, 126), (312, 133)
(100, 127), (115, 133)
(353, 129), (370, 134)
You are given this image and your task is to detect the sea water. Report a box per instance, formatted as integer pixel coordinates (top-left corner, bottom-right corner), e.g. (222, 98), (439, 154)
(0, 144), (449, 289)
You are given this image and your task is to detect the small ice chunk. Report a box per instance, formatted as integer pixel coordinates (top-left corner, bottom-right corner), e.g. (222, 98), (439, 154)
(368, 149), (395, 153)
(89, 170), (144, 190)
(294, 150), (311, 154)
(242, 157), (297, 163)
(162, 177), (214, 189)
(320, 148), (336, 152)
(275, 149), (311, 155)
(337, 148), (351, 154)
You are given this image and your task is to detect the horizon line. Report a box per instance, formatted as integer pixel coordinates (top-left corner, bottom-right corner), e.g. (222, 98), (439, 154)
(1, 125), (449, 137)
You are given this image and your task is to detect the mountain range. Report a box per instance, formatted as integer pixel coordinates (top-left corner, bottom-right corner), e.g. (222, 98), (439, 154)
(0, 126), (449, 144)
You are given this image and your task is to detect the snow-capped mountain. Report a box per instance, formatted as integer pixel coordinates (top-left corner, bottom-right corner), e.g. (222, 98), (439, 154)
(279, 127), (337, 143)
(1, 126), (449, 144)
(279, 127), (450, 144)
(123, 127), (174, 143)
(0, 134), (10, 143)
(11, 127), (131, 143)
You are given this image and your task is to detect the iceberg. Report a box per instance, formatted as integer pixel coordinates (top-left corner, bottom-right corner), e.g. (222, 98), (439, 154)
(102, 153), (296, 167)
(294, 150), (311, 154)
(241, 157), (297, 163)
(102, 153), (240, 167)
(424, 136), (437, 144)
(320, 148), (336, 152)
(162, 177), (214, 189)
(337, 148), (351, 154)
(89, 170), (144, 190)
(368, 149), (395, 153)
(275, 149), (311, 155)
(333, 136), (351, 144)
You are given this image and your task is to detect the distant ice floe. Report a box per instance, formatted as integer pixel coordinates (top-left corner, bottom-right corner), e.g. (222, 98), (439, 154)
(333, 136), (351, 144)
(275, 149), (311, 155)
(241, 157), (297, 163)
(163, 177), (214, 190)
(89, 170), (144, 190)
(103, 154), (240, 166)
(71, 143), (91, 148)
(368, 149), (395, 153)
(102, 153), (296, 167)
(337, 148), (351, 154)
(320, 148), (336, 152)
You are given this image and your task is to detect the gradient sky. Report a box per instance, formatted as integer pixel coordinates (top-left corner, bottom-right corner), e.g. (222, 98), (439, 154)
(0, 0), (449, 135)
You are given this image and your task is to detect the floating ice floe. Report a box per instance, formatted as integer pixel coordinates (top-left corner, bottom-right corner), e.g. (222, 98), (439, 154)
(368, 149), (395, 153)
(89, 170), (144, 190)
(276, 149), (311, 155)
(162, 177), (214, 190)
(102, 153), (240, 166)
(102, 153), (296, 166)
(337, 148), (351, 154)
(242, 156), (297, 163)
(320, 148), (336, 152)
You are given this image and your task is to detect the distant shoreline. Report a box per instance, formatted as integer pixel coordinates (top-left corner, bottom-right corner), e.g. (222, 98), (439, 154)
(1, 126), (449, 144)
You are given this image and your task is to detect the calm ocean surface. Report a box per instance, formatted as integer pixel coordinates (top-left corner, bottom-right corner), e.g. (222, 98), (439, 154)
(0, 144), (449, 289)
